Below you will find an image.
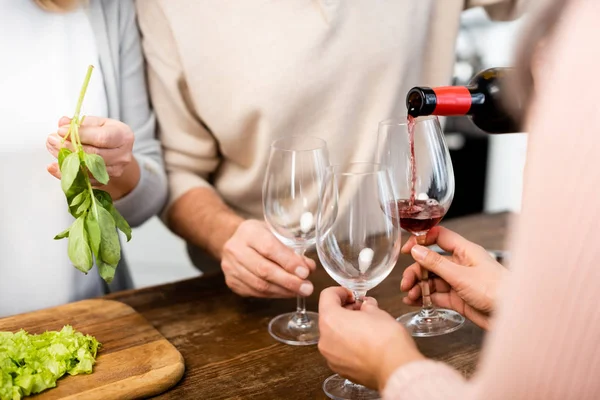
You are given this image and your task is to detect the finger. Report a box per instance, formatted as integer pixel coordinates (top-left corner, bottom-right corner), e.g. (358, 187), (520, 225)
(362, 296), (378, 307)
(319, 286), (354, 312)
(344, 302), (362, 310)
(407, 283), (422, 301)
(400, 263), (421, 291)
(237, 268), (298, 298)
(226, 275), (295, 298)
(243, 247), (314, 296)
(344, 296), (378, 311)
(248, 224), (314, 275)
(47, 163), (61, 179)
(304, 256), (317, 272)
(406, 276), (450, 298)
(407, 277), (443, 301)
(80, 146), (131, 170)
(47, 133), (76, 154)
(402, 263), (452, 291)
(423, 226), (489, 258)
(46, 134), (60, 158)
(360, 296), (379, 311)
(430, 292), (456, 311)
(67, 126), (123, 149)
(79, 115), (108, 127)
(402, 296), (421, 306)
(403, 291), (453, 309)
(401, 235), (418, 254)
(410, 245), (464, 287)
(58, 116), (71, 127)
(58, 115), (107, 129)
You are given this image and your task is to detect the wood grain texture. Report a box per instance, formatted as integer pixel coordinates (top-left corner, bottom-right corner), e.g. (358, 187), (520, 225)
(107, 212), (510, 399)
(0, 299), (184, 400)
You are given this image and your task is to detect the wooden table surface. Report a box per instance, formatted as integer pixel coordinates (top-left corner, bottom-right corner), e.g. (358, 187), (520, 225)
(108, 213), (511, 400)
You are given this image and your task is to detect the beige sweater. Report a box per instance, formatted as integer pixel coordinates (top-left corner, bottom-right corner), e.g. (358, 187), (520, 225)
(136, 0), (521, 219)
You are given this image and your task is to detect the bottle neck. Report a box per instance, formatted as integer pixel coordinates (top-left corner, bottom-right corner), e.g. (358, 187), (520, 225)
(407, 86), (482, 117)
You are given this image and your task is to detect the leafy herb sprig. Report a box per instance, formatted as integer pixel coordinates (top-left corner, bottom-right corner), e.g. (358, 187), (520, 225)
(54, 65), (132, 284)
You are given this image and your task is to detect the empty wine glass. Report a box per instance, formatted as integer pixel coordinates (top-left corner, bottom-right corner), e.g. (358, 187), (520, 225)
(377, 116), (464, 337)
(263, 136), (329, 345)
(316, 162), (401, 400)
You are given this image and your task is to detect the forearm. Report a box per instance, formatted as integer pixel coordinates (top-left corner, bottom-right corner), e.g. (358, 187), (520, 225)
(167, 187), (244, 260)
(103, 158), (141, 200)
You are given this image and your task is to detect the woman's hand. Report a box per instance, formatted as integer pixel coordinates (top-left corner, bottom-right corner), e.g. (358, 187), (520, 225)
(401, 226), (507, 330)
(318, 287), (424, 392)
(46, 116), (140, 200)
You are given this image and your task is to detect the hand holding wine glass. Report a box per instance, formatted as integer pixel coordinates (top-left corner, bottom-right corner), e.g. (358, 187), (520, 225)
(377, 116), (463, 337)
(318, 287), (423, 393)
(400, 226), (507, 330)
(221, 219), (317, 298)
(316, 162), (401, 400)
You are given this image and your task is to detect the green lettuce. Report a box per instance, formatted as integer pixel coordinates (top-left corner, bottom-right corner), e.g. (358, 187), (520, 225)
(0, 325), (100, 400)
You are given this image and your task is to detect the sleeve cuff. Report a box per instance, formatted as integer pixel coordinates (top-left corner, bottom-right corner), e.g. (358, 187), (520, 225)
(383, 360), (466, 400)
(113, 155), (168, 227)
(160, 169), (214, 221)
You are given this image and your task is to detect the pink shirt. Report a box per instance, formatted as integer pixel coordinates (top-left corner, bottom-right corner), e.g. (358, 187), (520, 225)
(384, 0), (600, 398)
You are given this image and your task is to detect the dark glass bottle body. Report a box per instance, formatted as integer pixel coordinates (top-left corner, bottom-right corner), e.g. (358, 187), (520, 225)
(406, 68), (521, 134)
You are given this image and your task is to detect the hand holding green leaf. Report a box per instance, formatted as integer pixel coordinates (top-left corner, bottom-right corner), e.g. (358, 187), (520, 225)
(53, 65), (132, 284)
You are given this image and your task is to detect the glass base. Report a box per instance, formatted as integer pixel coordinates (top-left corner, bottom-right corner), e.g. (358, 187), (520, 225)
(397, 308), (464, 337)
(268, 311), (319, 345)
(323, 375), (380, 400)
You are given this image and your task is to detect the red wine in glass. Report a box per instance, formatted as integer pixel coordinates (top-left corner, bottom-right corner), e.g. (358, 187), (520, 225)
(378, 115), (461, 337)
(394, 199), (445, 234)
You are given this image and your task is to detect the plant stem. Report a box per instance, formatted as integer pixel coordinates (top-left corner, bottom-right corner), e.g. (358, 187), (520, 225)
(86, 176), (99, 220)
(63, 65), (94, 146)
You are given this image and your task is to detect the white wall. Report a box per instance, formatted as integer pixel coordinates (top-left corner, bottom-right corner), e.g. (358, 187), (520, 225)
(122, 216), (200, 289)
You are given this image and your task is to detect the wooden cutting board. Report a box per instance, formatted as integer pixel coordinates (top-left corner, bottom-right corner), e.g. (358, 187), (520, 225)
(0, 299), (185, 399)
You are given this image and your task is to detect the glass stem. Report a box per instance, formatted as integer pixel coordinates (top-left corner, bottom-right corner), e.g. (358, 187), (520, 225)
(352, 290), (367, 304)
(294, 247), (310, 324)
(416, 234), (434, 315)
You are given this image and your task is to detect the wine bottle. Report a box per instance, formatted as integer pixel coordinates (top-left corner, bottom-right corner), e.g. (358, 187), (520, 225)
(406, 67), (521, 134)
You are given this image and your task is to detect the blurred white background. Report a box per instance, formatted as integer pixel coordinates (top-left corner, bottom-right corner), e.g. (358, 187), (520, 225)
(123, 216), (200, 288)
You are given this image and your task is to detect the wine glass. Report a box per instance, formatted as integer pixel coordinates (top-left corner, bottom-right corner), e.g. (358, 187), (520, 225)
(377, 116), (463, 337)
(316, 162), (401, 400)
(263, 136), (329, 345)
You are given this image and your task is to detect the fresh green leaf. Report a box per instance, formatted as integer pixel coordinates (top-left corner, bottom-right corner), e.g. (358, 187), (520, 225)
(65, 174), (87, 210)
(58, 148), (72, 169)
(93, 189), (131, 241)
(0, 325), (100, 399)
(83, 153), (109, 185)
(96, 259), (117, 284)
(97, 206), (121, 266)
(85, 212), (101, 258)
(60, 153), (81, 193)
(67, 216), (93, 273)
(54, 227), (70, 240)
(93, 189), (112, 208)
(74, 195), (91, 216)
(69, 191), (87, 207)
(110, 207), (131, 241)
